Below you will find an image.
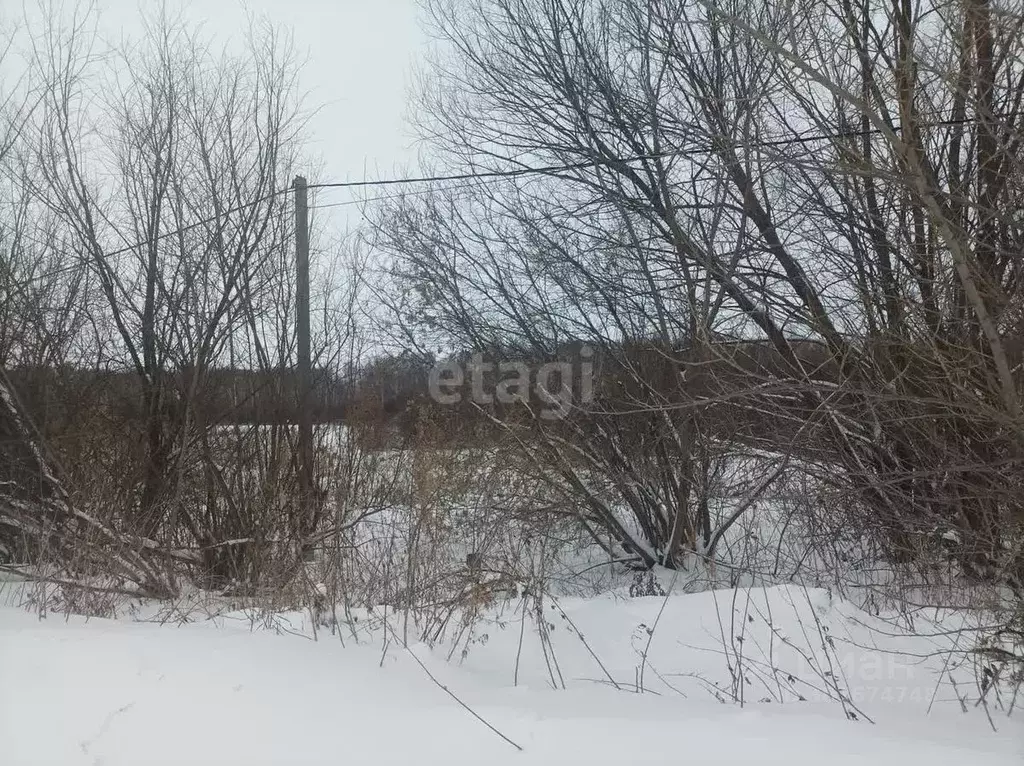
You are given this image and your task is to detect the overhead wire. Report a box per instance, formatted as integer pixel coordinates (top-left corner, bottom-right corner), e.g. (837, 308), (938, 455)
(3, 112), (1015, 291)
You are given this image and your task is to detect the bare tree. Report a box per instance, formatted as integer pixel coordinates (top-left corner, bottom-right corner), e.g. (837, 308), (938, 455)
(368, 0), (1024, 597)
(0, 5), (349, 596)
(25, 6), (303, 543)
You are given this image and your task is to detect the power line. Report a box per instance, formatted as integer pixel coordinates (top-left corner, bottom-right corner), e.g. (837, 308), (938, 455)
(100, 190), (286, 260)
(4, 190), (288, 290)
(306, 180), (483, 211)
(5, 112), (1010, 290)
(302, 113), (992, 193)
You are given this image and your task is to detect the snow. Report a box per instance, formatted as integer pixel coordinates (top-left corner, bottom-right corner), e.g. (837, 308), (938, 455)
(0, 583), (1020, 765)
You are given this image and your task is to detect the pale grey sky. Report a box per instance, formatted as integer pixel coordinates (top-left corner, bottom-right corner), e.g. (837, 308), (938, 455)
(91, 0), (429, 223)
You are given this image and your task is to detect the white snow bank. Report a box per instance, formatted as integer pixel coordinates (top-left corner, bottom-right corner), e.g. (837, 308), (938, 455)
(0, 584), (1020, 765)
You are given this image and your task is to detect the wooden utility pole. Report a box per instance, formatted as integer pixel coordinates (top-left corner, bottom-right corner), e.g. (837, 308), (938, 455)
(293, 175), (314, 551)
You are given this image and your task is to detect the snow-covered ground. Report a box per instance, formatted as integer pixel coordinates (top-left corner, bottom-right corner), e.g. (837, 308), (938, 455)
(1, 581), (1020, 765)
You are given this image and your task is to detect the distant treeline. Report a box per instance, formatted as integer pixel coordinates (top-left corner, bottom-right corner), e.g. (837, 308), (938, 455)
(3, 365), (349, 428)
(2, 336), (874, 456)
(2, 344), (600, 435)
(342, 338), (850, 455)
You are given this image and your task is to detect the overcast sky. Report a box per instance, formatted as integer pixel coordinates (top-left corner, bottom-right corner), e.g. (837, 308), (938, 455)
(85, 0), (430, 230)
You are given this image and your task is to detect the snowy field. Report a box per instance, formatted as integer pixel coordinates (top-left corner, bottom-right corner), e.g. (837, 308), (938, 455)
(1, 580), (1020, 765)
